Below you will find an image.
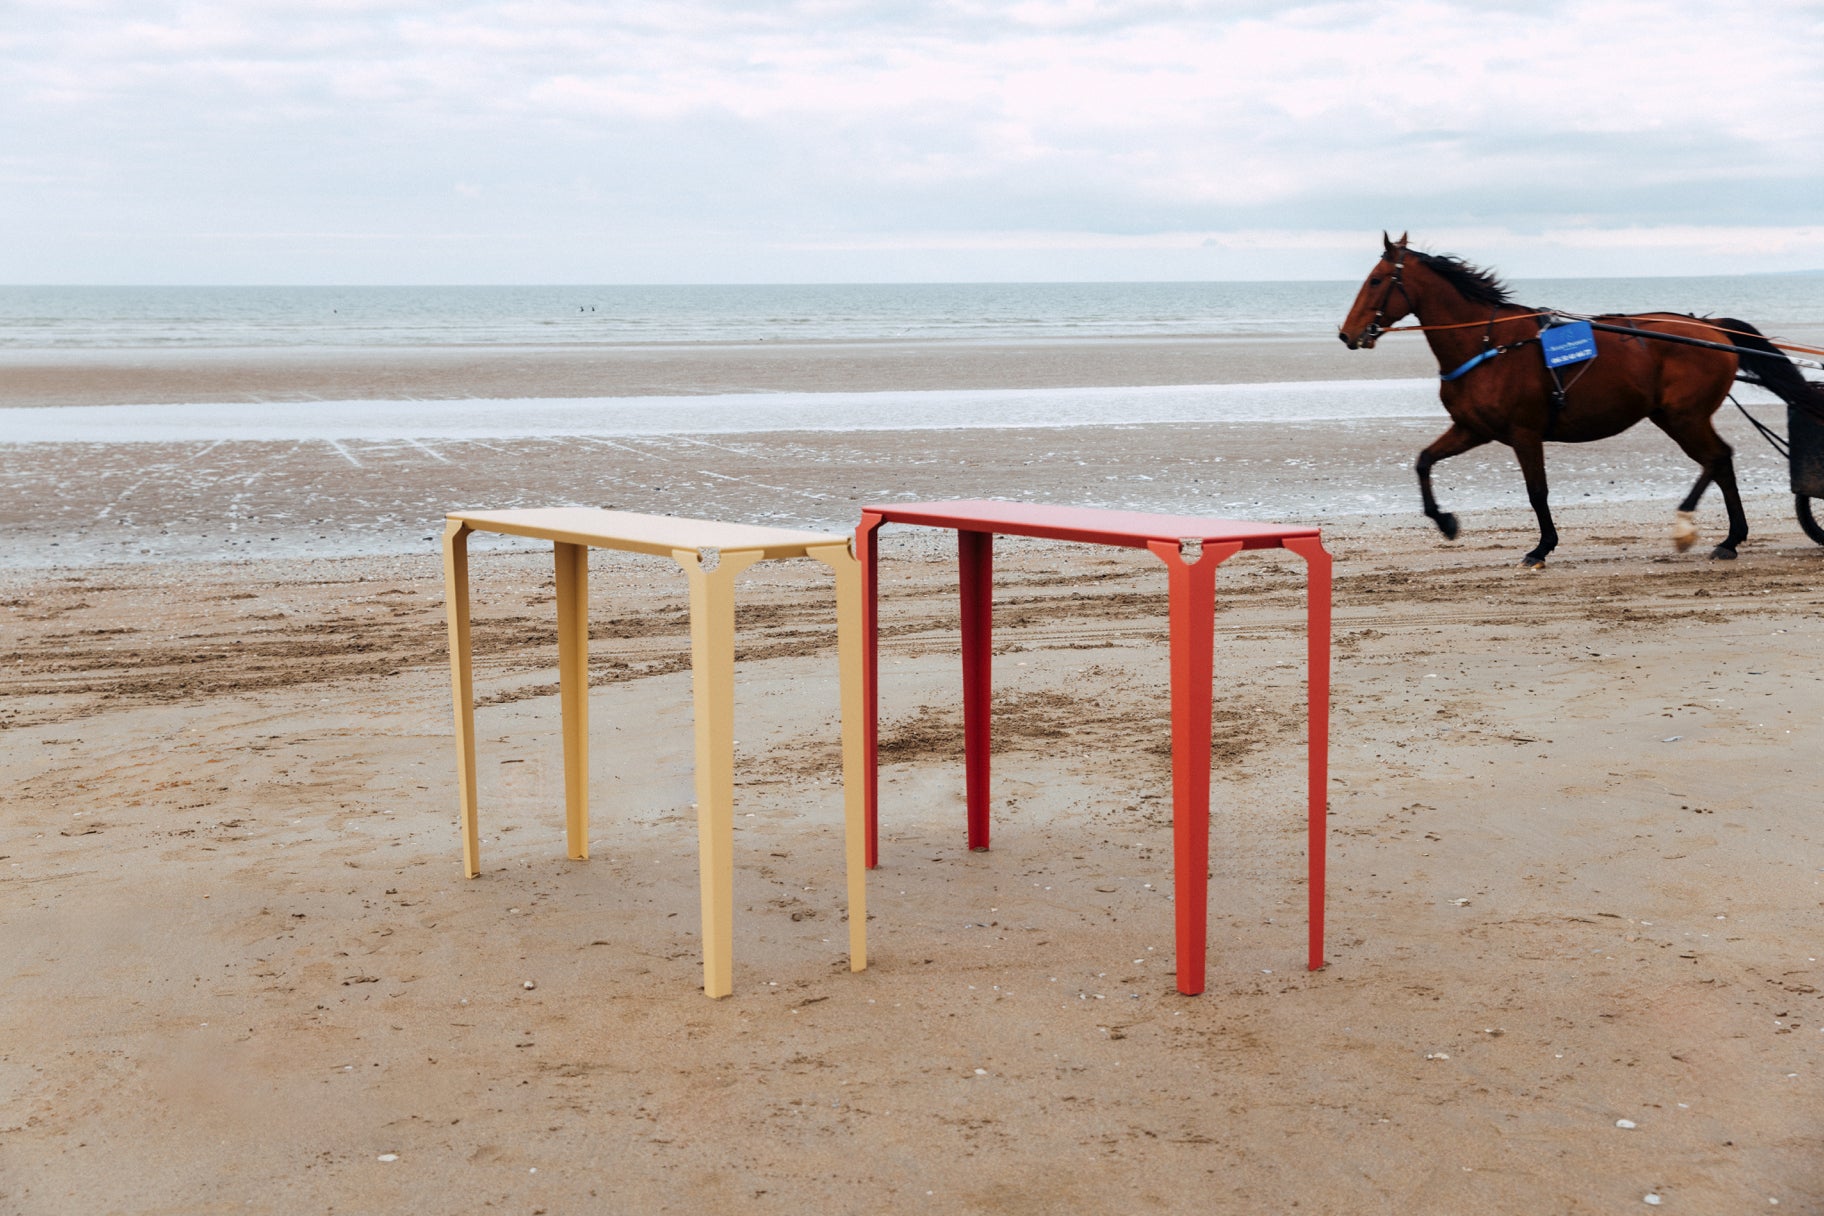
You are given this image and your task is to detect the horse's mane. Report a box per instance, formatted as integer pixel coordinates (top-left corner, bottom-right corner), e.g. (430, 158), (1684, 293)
(1411, 250), (1512, 307)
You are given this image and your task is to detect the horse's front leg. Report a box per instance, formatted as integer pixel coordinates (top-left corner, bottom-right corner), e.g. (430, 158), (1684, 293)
(1416, 423), (1488, 540)
(1512, 434), (1558, 569)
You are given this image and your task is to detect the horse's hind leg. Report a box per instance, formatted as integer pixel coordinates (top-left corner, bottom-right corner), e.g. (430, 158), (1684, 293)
(1513, 434), (1559, 568)
(1417, 423), (1488, 540)
(1677, 473), (1712, 512)
(1708, 451), (1748, 559)
(1672, 472), (1710, 551)
(1652, 416), (1747, 559)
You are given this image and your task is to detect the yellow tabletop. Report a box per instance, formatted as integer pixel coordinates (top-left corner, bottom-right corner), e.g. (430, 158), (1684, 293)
(448, 507), (847, 559)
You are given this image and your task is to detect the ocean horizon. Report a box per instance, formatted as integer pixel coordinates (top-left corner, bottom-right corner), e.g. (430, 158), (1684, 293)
(6, 276), (1824, 351)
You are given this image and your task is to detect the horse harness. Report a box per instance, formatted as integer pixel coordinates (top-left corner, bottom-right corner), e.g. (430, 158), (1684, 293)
(1439, 312), (1594, 439)
(1376, 249), (1583, 431)
(1361, 246), (1415, 348)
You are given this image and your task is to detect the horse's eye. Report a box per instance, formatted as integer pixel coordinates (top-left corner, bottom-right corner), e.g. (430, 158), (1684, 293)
(1369, 277), (1382, 287)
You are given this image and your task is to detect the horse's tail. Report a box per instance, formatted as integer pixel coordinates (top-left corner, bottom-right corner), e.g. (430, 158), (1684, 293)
(1718, 317), (1824, 422)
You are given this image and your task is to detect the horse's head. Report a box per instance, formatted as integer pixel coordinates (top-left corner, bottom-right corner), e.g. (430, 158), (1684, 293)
(1338, 231), (1412, 350)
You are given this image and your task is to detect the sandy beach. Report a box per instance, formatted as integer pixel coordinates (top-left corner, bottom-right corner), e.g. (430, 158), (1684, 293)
(3, 341), (1823, 1213)
(0, 336), (1442, 410)
(12, 0), (1824, 1203)
(5, 327), (1819, 410)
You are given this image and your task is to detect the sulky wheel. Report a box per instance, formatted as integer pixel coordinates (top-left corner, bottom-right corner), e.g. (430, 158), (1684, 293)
(1798, 495), (1824, 546)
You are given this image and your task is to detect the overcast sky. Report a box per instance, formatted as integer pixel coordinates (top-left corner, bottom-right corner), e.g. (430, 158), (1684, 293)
(5, 0), (1822, 283)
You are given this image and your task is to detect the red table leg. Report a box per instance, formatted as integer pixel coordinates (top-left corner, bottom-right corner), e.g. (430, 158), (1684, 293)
(1147, 538), (1242, 996)
(1283, 535), (1332, 971)
(856, 512), (884, 869)
(958, 530), (994, 851)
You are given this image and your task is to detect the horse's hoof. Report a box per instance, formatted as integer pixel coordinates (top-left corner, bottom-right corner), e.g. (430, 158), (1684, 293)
(1435, 513), (1460, 541)
(1520, 555), (1547, 571)
(1709, 545), (1737, 561)
(1672, 510), (1698, 552)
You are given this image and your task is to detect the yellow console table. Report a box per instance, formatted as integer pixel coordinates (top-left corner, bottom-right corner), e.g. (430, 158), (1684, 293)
(441, 507), (867, 998)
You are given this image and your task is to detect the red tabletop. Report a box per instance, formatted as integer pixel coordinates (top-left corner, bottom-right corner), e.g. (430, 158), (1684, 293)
(862, 499), (1321, 550)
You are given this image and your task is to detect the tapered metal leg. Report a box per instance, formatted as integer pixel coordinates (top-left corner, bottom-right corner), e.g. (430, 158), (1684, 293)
(856, 513), (883, 869)
(554, 541), (590, 861)
(1148, 538), (1242, 996)
(443, 520), (481, 878)
(809, 540), (869, 974)
(958, 530), (993, 852)
(675, 547), (762, 999)
(1283, 535), (1332, 972)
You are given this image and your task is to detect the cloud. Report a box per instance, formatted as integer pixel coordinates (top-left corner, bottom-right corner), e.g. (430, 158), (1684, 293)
(3, 0), (1822, 280)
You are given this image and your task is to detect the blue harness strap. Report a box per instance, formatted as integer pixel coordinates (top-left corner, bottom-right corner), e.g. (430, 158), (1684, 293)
(1440, 346), (1503, 381)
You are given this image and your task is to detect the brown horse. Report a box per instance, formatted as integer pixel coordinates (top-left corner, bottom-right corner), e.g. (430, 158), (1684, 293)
(1337, 232), (1811, 567)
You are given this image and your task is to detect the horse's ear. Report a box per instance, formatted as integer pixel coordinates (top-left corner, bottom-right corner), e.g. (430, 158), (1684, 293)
(1382, 231), (1394, 254)
(1397, 231), (1409, 247)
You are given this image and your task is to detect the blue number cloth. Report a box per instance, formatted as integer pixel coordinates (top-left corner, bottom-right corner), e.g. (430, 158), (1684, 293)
(1540, 321), (1597, 368)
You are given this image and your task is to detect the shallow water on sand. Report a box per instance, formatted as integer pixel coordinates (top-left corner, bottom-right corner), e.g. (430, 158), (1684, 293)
(0, 416), (1797, 568)
(3, 379), (1447, 442)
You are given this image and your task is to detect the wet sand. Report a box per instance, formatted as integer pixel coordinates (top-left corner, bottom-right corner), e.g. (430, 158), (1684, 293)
(3, 346), (1823, 1212)
(0, 416), (1800, 569)
(5, 326), (1820, 409)
(0, 336), (1438, 408)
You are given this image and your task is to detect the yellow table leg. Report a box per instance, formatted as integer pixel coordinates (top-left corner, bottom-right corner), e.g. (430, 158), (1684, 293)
(554, 541), (590, 861)
(443, 520), (482, 878)
(808, 541), (868, 974)
(674, 547), (762, 999)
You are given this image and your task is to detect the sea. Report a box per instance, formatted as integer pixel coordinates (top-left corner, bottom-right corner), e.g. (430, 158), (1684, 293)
(4, 277), (1821, 443)
(6, 277), (1824, 350)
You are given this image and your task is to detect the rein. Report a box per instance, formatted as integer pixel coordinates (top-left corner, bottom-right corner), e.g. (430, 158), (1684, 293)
(1384, 312), (1547, 334)
(1386, 311), (1824, 363)
(1578, 316), (1824, 372)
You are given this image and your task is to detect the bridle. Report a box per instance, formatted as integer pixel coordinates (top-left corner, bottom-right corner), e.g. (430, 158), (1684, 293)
(1361, 246), (1412, 346)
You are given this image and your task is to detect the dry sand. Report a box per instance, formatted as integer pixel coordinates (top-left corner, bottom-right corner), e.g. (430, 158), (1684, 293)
(2, 345), (1823, 1212)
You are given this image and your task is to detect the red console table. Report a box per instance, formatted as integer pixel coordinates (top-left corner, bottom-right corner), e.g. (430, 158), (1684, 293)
(856, 500), (1331, 995)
